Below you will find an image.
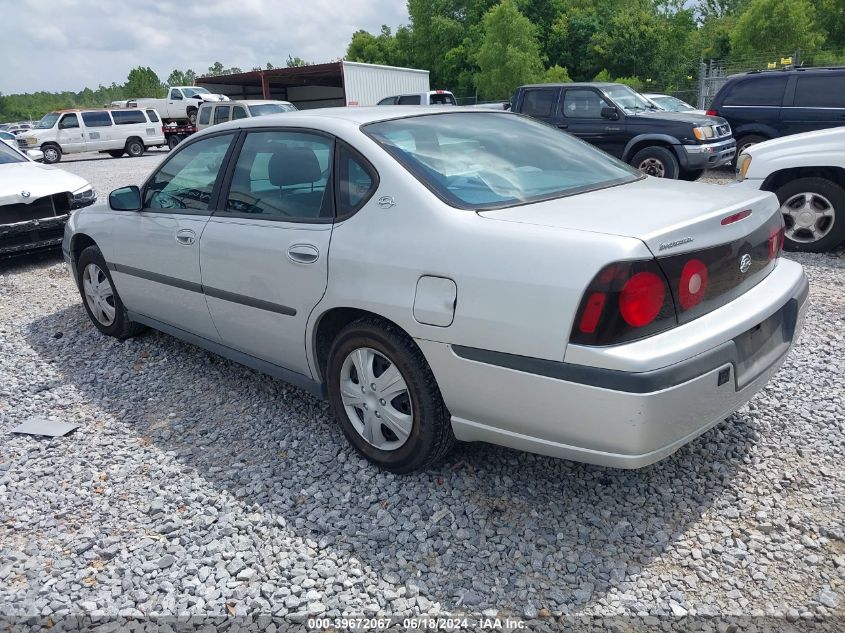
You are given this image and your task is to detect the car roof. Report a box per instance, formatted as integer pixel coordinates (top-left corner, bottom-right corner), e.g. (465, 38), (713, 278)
(200, 100), (294, 106)
(733, 66), (845, 79)
(518, 82), (621, 89)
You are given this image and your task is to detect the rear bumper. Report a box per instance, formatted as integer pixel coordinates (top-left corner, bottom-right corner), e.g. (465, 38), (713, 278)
(678, 138), (736, 171)
(0, 215), (68, 258)
(420, 260), (808, 468)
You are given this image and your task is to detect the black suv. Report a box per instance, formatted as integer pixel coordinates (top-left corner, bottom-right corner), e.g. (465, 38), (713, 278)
(708, 67), (845, 158)
(511, 82), (735, 180)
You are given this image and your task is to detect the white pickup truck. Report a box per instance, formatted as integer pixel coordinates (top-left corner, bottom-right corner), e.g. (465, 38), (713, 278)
(125, 87), (230, 124)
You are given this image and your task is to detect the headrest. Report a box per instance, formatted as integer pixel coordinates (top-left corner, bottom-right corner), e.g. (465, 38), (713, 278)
(268, 146), (321, 186)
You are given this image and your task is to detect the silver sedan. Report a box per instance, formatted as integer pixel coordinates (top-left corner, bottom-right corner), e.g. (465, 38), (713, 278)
(63, 107), (809, 472)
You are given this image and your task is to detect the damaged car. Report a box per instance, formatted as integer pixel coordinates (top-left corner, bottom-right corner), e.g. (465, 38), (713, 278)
(1, 142), (96, 258)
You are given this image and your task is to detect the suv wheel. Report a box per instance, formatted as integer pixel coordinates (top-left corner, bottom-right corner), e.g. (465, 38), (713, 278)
(679, 169), (704, 182)
(126, 138), (145, 157)
(326, 317), (454, 473)
(42, 144), (61, 164)
(631, 146), (679, 179)
(776, 177), (845, 252)
(76, 246), (145, 339)
(733, 134), (767, 166)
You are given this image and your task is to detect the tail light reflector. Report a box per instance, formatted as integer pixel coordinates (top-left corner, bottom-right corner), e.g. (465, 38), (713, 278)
(678, 258), (709, 310)
(768, 225), (784, 260)
(578, 292), (607, 334)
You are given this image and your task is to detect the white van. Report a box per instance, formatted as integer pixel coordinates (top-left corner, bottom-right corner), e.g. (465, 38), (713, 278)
(16, 108), (166, 164)
(195, 100), (297, 131)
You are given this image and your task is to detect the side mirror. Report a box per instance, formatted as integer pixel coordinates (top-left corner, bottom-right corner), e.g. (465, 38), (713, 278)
(601, 106), (620, 120)
(109, 185), (142, 211)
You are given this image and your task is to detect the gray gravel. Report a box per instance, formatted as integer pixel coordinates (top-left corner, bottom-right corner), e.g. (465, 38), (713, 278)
(0, 154), (843, 630)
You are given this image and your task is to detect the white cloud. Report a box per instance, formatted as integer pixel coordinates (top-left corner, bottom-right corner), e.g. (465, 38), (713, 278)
(1, 0), (410, 93)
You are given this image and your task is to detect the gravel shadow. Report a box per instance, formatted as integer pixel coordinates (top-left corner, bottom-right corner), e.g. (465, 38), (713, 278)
(24, 304), (758, 614)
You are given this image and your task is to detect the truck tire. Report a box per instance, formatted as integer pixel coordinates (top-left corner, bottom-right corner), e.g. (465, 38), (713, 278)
(41, 144), (62, 164)
(108, 150), (124, 158)
(188, 108), (198, 125)
(167, 135), (181, 150)
(126, 138), (145, 157)
(630, 146), (679, 179)
(775, 177), (845, 253)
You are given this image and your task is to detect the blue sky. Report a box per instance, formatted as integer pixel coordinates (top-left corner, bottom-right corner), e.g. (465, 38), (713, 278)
(1, 0), (409, 94)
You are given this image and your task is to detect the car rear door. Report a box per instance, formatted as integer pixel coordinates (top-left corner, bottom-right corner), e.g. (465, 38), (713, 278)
(719, 75), (788, 137)
(198, 128), (336, 377)
(557, 87), (626, 157)
(781, 72), (845, 135)
(516, 87), (560, 125)
(107, 132), (237, 341)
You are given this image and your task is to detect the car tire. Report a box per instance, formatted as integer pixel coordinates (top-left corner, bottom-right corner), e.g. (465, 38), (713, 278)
(76, 246), (145, 339)
(126, 138), (145, 157)
(733, 134), (767, 167)
(775, 177), (845, 252)
(108, 150), (124, 158)
(678, 169), (705, 182)
(41, 144), (61, 164)
(167, 135), (181, 150)
(630, 146), (679, 179)
(326, 317), (455, 473)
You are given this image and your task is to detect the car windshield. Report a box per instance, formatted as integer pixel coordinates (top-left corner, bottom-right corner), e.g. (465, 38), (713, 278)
(364, 112), (639, 210)
(601, 85), (656, 114)
(248, 103), (297, 116)
(182, 88), (210, 98)
(0, 142), (27, 164)
(651, 95), (695, 112)
(36, 112), (60, 129)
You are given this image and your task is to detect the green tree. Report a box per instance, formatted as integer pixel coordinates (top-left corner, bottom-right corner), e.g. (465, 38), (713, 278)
(124, 66), (164, 98)
(476, 0), (544, 99)
(166, 69), (196, 87)
(207, 61), (225, 76)
(543, 64), (572, 82)
(730, 0), (826, 57)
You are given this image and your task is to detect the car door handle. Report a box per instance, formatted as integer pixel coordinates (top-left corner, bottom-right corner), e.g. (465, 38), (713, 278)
(557, 124), (569, 129)
(287, 243), (319, 264)
(175, 229), (196, 245)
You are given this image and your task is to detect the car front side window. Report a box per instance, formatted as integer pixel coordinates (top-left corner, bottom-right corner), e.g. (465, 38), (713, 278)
(59, 114), (80, 129)
(143, 134), (234, 212)
(224, 130), (334, 220)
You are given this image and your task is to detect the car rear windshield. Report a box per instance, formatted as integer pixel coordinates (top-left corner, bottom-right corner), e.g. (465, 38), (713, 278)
(248, 103), (297, 116)
(364, 112), (639, 210)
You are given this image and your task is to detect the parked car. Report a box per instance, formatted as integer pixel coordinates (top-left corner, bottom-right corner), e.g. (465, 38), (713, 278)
(1, 142), (96, 257)
(511, 83), (735, 180)
(127, 87), (230, 125)
(196, 100), (297, 131)
(378, 90), (457, 105)
(63, 107), (807, 473)
(16, 108), (165, 164)
(707, 67), (845, 161)
(643, 93), (705, 115)
(735, 126), (845, 252)
(0, 130), (18, 150)
(465, 101), (511, 110)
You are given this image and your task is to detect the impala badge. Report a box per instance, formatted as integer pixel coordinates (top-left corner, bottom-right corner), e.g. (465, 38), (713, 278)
(21, 190), (31, 198)
(739, 253), (752, 273)
(658, 237), (693, 251)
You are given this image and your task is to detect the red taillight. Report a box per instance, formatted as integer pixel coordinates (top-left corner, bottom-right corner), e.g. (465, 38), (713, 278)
(706, 108), (718, 116)
(162, 126), (166, 134)
(768, 225), (784, 260)
(619, 272), (666, 327)
(678, 258), (709, 310)
(578, 292), (606, 334)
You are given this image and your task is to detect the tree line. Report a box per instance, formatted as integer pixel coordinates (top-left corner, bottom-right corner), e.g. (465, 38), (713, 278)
(346, 0), (845, 99)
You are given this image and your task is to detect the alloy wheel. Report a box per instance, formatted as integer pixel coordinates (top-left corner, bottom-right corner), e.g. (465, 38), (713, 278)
(82, 263), (116, 326)
(339, 346), (413, 451)
(781, 191), (835, 244)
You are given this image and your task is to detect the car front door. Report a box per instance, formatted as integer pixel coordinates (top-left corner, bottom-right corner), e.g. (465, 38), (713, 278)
(199, 129), (337, 377)
(168, 88), (184, 117)
(57, 113), (86, 153)
(107, 132), (236, 341)
(557, 88), (626, 157)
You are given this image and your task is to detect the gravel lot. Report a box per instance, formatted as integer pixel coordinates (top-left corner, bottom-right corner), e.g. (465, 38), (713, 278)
(1, 154), (843, 631)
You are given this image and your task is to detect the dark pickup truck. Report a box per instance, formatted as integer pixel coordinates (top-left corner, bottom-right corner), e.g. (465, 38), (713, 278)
(511, 82), (736, 180)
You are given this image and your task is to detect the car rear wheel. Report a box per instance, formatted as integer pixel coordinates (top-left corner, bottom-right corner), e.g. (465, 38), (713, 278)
(326, 317), (454, 473)
(76, 246), (145, 339)
(776, 177), (845, 252)
(631, 146), (679, 179)
(126, 138), (145, 157)
(42, 144), (61, 164)
(108, 150), (124, 158)
(678, 168), (704, 182)
(733, 134), (767, 167)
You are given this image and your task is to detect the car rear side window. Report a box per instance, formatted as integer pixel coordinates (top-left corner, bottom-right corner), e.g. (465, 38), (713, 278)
(143, 134), (234, 212)
(112, 110), (146, 125)
(146, 109), (160, 122)
(336, 142), (377, 216)
(794, 75), (845, 108)
(224, 131), (334, 220)
(81, 111), (113, 127)
(213, 106), (231, 125)
(232, 105), (248, 120)
(198, 106), (211, 125)
(722, 77), (787, 106)
(520, 89), (558, 117)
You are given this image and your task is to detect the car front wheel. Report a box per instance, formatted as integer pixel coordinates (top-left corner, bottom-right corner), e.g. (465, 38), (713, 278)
(76, 246), (145, 339)
(42, 144), (61, 164)
(631, 146), (679, 179)
(326, 317), (454, 473)
(776, 177), (845, 252)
